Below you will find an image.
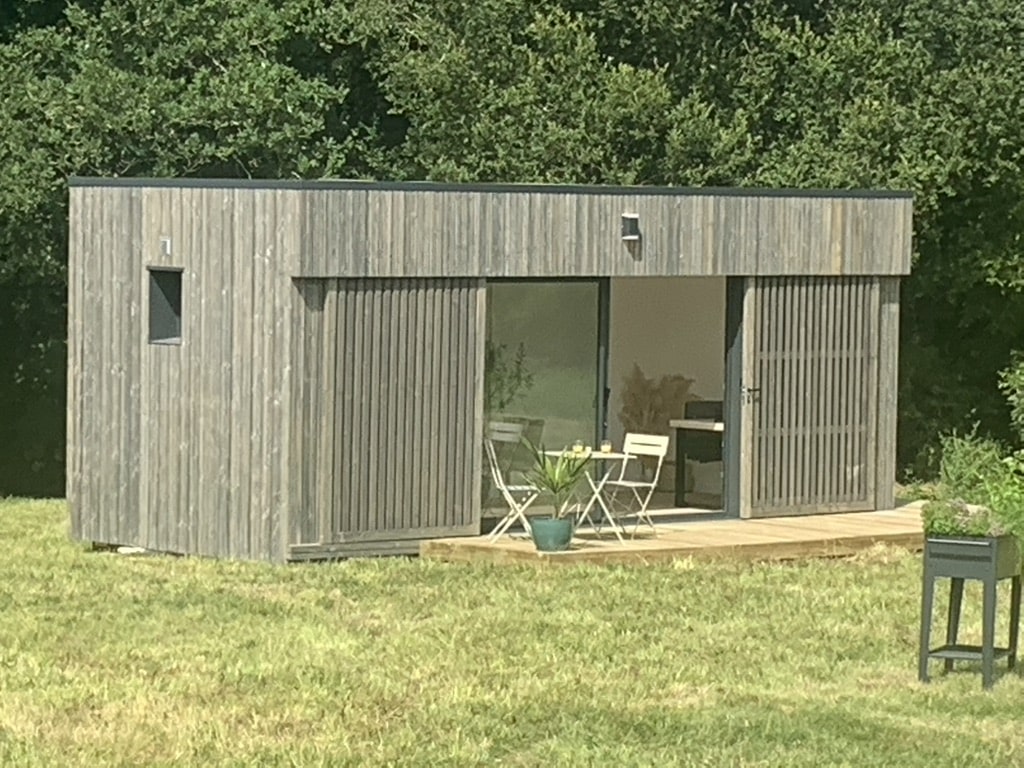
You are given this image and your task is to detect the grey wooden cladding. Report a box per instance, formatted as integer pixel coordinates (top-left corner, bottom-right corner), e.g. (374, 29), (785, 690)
(298, 188), (911, 278)
(745, 276), (881, 517)
(874, 278), (901, 510)
(291, 278), (483, 551)
(67, 186), (144, 548)
(69, 186), (300, 561)
(139, 186), (298, 561)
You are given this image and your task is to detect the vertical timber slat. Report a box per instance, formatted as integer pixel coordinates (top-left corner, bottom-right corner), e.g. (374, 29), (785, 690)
(875, 278), (900, 509)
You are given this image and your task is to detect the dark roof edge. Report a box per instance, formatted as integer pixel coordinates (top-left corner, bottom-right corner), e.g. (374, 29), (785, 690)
(67, 176), (914, 200)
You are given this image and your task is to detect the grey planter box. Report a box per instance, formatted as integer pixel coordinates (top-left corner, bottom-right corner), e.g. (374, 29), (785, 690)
(925, 535), (1020, 580)
(919, 535), (1022, 689)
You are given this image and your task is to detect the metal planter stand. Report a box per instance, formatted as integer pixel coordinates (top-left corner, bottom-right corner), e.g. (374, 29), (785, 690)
(918, 535), (1022, 689)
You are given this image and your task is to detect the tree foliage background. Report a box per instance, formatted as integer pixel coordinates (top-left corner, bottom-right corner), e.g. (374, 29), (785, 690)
(1, 0), (1023, 494)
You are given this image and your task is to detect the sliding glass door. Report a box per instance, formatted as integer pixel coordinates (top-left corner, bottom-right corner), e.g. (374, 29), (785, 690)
(482, 280), (604, 513)
(485, 281), (602, 448)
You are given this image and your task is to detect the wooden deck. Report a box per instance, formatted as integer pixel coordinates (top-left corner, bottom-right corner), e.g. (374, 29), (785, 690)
(420, 503), (925, 566)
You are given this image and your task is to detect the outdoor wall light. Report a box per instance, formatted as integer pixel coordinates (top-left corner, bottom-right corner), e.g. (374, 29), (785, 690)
(160, 236), (173, 256)
(621, 212), (641, 241)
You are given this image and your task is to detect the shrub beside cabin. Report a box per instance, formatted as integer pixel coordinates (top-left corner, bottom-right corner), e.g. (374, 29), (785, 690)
(67, 178), (912, 562)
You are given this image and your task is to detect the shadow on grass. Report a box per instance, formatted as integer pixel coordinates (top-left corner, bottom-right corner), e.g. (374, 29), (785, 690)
(453, 696), (1015, 766)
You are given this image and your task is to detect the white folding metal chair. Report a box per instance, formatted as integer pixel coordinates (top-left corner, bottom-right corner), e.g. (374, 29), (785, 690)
(484, 422), (539, 541)
(604, 432), (670, 536)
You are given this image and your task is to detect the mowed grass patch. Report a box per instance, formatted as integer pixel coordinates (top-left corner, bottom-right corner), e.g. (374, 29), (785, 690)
(1, 498), (1022, 766)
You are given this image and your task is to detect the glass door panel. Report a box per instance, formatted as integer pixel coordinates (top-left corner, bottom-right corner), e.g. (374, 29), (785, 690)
(484, 281), (601, 508)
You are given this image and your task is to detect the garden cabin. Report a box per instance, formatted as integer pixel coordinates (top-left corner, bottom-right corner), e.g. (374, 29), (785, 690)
(67, 178), (912, 561)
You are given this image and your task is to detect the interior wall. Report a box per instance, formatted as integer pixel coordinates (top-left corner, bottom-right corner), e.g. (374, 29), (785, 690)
(607, 277), (726, 496)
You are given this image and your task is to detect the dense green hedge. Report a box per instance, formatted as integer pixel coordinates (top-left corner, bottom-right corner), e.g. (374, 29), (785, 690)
(3, 0), (1023, 494)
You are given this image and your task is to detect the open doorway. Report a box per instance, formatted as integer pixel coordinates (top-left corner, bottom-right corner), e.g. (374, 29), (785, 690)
(607, 277), (727, 519)
(481, 276), (730, 525)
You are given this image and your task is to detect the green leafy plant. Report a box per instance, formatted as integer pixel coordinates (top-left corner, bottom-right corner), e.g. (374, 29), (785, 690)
(484, 340), (534, 415)
(983, 451), (1024, 541)
(998, 353), (1024, 443)
(922, 428), (1024, 539)
(936, 429), (1008, 505)
(921, 498), (1006, 538)
(524, 440), (591, 519)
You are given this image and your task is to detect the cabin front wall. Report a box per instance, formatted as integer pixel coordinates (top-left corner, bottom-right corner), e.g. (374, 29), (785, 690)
(297, 188), (912, 278)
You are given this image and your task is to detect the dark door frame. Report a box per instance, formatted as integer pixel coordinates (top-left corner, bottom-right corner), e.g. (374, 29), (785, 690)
(597, 278), (611, 443)
(723, 277), (745, 518)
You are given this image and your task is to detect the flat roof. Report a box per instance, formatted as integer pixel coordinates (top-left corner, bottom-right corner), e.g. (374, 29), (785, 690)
(68, 176), (913, 200)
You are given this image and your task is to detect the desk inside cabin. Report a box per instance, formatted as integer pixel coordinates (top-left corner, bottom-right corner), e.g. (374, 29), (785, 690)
(669, 416), (725, 507)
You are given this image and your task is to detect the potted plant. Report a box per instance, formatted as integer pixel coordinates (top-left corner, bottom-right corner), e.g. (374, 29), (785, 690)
(918, 432), (1024, 687)
(921, 497), (1020, 578)
(524, 441), (592, 552)
(920, 432), (1024, 572)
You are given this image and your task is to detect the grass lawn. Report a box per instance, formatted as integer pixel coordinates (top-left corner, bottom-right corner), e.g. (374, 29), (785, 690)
(2, 499), (1023, 766)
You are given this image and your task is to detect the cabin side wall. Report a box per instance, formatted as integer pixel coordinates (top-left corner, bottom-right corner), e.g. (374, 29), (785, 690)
(69, 186), (298, 561)
(68, 186), (144, 547)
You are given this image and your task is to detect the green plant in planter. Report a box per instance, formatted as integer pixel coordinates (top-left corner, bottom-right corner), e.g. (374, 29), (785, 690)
(935, 429), (1013, 505)
(918, 373), (1024, 690)
(920, 429), (1024, 540)
(983, 451), (1024, 540)
(523, 440), (592, 552)
(525, 440), (592, 519)
(921, 498), (1006, 538)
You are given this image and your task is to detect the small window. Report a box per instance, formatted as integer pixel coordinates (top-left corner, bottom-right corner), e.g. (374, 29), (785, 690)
(148, 268), (183, 344)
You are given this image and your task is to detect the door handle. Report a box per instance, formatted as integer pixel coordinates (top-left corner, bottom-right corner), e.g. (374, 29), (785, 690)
(742, 386), (761, 404)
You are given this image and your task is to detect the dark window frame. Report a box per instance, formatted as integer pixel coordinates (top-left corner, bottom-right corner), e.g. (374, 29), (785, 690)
(148, 267), (184, 345)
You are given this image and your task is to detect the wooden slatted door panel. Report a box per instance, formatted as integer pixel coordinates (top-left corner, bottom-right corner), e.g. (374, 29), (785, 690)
(298, 277), (485, 546)
(742, 276), (880, 517)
